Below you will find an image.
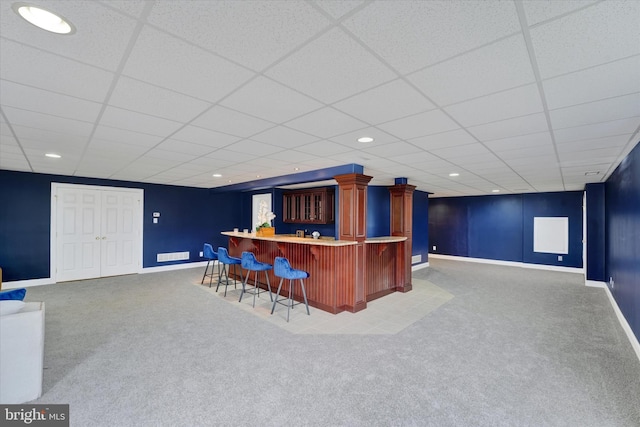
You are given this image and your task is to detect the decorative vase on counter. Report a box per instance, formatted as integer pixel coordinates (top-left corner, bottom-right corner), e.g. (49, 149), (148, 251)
(256, 227), (275, 237)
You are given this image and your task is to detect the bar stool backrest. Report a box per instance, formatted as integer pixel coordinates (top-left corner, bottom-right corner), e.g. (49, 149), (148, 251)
(203, 243), (217, 260)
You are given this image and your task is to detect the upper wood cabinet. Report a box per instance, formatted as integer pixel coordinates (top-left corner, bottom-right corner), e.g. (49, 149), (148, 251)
(283, 188), (335, 224)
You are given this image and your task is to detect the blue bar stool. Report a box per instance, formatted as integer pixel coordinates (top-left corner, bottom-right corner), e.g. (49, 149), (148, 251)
(239, 252), (273, 307)
(201, 244), (220, 287)
(271, 257), (310, 322)
(216, 247), (243, 297)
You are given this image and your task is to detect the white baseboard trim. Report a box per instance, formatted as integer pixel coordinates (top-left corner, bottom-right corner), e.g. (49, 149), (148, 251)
(412, 262), (430, 272)
(141, 260), (211, 274)
(428, 254), (584, 274)
(2, 277), (55, 289)
(585, 280), (607, 288)
(602, 284), (640, 363)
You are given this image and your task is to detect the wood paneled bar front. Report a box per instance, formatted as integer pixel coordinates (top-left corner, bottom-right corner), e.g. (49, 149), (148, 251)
(221, 231), (407, 314)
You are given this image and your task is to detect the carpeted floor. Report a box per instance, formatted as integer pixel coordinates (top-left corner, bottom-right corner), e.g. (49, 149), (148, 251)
(21, 258), (640, 426)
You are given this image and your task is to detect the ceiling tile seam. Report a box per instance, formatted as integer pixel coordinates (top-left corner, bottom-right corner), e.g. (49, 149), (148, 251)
(0, 35), (120, 75)
(514, 1), (565, 190)
(0, 78), (107, 106)
(539, 53), (640, 83)
(525, 0), (607, 30)
(547, 92), (640, 122)
(0, 106), (33, 172)
(95, 0), (148, 20)
(438, 81), (537, 109)
(74, 1), (155, 177)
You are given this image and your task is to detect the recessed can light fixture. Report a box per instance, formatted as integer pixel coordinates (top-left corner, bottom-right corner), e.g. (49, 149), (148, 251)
(492, 189), (500, 193)
(45, 153), (61, 158)
(449, 173), (459, 177)
(13, 3), (76, 34)
(357, 137), (374, 143)
(212, 173), (222, 178)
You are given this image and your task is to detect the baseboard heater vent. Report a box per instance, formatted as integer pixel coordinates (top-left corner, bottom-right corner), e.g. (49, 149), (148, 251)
(157, 251), (190, 262)
(411, 254), (422, 264)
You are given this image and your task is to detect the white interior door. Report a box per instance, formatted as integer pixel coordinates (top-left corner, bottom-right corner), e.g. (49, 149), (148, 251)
(53, 184), (142, 282)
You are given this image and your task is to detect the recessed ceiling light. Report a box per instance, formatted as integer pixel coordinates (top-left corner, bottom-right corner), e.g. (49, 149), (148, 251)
(357, 137), (374, 143)
(294, 167), (299, 171)
(45, 153), (61, 158)
(492, 189), (500, 193)
(212, 173), (222, 178)
(449, 173), (459, 177)
(13, 3), (76, 35)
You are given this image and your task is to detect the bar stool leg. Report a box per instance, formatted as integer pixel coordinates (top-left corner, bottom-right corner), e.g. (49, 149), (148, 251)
(271, 278), (285, 315)
(300, 279), (310, 315)
(216, 263), (227, 292)
(287, 279), (293, 322)
(201, 260), (210, 284)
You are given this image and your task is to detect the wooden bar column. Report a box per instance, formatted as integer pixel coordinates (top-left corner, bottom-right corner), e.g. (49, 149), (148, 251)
(389, 181), (415, 292)
(334, 173), (372, 312)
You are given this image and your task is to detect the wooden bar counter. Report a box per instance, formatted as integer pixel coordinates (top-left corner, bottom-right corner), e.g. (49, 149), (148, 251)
(222, 231), (408, 314)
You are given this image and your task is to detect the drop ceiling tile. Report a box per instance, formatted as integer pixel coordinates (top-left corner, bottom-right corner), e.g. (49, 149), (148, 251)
(109, 77), (212, 122)
(431, 143), (492, 159)
(1, 107), (94, 136)
(329, 127), (399, 148)
(408, 34), (535, 106)
(384, 151), (441, 166)
(266, 28), (396, 103)
(0, 39), (114, 103)
(0, 81), (101, 123)
(444, 84), (543, 127)
(147, 0), (331, 71)
(408, 129), (477, 151)
(559, 147), (622, 162)
(155, 139), (216, 156)
(285, 108), (367, 139)
(332, 79), (435, 125)
(549, 93), (640, 130)
(11, 124), (88, 148)
(220, 77), (322, 124)
(263, 150), (318, 164)
(92, 124), (164, 148)
(378, 109), (460, 140)
(123, 26), (255, 103)
(99, 0), (148, 17)
(251, 126), (318, 148)
(494, 145), (556, 160)
(484, 132), (553, 152)
(506, 155), (558, 167)
(224, 140), (283, 156)
(204, 148), (259, 163)
(554, 117), (640, 144)
(522, 0), (598, 26)
(171, 125), (240, 148)
(313, 0), (365, 19)
(191, 106), (273, 138)
(530, 0), (640, 79)
(85, 139), (148, 159)
(556, 134), (631, 153)
(343, 0), (520, 74)
(100, 107), (183, 138)
(361, 141), (423, 158)
(467, 113), (549, 141)
(145, 148), (196, 163)
(0, 1), (138, 71)
(543, 56), (640, 110)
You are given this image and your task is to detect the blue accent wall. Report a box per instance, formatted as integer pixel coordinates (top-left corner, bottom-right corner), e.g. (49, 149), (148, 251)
(605, 141), (640, 341)
(585, 183), (606, 282)
(367, 186), (391, 237)
(429, 192), (583, 268)
(0, 170), (243, 281)
(413, 190), (430, 264)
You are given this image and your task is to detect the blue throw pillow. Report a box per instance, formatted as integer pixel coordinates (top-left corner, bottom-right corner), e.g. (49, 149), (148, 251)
(0, 288), (26, 301)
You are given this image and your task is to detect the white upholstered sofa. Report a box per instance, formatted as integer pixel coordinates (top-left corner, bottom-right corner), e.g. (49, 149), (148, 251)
(0, 301), (45, 404)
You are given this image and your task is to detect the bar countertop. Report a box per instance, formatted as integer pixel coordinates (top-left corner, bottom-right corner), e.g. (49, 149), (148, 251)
(221, 231), (357, 246)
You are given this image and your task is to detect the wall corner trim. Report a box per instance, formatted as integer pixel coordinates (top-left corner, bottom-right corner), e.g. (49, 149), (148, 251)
(585, 280), (607, 288)
(602, 284), (640, 363)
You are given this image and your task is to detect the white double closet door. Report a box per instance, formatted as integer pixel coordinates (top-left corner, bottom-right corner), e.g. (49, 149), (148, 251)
(52, 183), (143, 282)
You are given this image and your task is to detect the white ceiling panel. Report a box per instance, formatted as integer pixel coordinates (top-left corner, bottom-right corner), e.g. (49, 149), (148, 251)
(0, 39), (114, 102)
(444, 84), (543, 128)
(530, 0), (640, 79)
(0, 81), (101, 123)
(549, 93), (640, 130)
(285, 107), (367, 139)
(147, 0), (331, 71)
(220, 77), (322, 123)
(543, 56), (640, 110)
(332, 79), (435, 124)
(408, 34), (535, 106)
(191, 106), (273, 138)
(522, 0), (599, 26)
(122, 26), (255, 103)
(378, 109), (460, 140)
(266, 28), (397, 104)
(342, 0), (520, 74)
(0, 0), (638, 195)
